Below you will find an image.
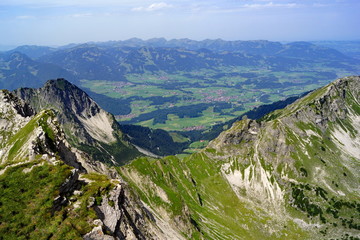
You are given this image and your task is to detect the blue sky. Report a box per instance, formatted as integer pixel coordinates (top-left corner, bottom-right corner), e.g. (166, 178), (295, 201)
(0, 0), (359, 46)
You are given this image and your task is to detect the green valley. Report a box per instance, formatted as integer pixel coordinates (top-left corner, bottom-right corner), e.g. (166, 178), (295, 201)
(80, 68), (353, 131)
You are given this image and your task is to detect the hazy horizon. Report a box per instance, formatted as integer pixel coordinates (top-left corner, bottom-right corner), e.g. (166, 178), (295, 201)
(1, 37), (360, 50)
(1, 0), (359, 47)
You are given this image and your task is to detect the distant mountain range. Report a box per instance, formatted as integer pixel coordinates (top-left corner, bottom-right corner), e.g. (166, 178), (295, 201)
(88, 38), (359, 59)
(0, 39), (358, 90)
(311, 40), (360, 59)
(1, 38), (359, 139)
(0, 51), (75, 90)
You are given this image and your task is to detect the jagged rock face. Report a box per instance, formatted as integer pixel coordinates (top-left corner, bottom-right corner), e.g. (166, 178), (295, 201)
(84, 183), (186, 240)
(0, 90), (34, 148)
(0, 90), (40, 165)
(13, 78), (141, 165)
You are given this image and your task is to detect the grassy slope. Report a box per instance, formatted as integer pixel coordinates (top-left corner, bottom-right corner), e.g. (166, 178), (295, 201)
(0, 109), (117, 239)
(1, 110), (56, 167)
(118, 77), (360, 239)
(0, 161), (116, 240)
(119, 154), (307, 239)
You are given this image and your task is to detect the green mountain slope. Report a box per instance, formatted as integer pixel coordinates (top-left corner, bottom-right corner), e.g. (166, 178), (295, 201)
(119, 76), (360, 239)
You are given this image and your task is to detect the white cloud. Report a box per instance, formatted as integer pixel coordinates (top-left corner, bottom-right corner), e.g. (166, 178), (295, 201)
(199, 1), (301, 14)
(312, 3), (331, 7)
(70, 13), (93, 18)
(132, 2), (173, 12)
(242, 2), (299, 9)
(1, 0), (145, 9)
(16, 15), (35, 19)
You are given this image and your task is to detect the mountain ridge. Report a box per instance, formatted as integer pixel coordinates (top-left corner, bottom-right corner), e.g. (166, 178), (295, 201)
(1, 39), (357, 89)
(119, 76), (360, 239)
(0, 51), (76, 90)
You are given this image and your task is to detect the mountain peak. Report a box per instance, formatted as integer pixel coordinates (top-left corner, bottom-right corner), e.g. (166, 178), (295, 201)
(13, 79), (141, 165)
(43, 78), (81, 93)
(22, 78), (101, 118)
(44, 77), (70, 88)
(271, 75), (360, 122)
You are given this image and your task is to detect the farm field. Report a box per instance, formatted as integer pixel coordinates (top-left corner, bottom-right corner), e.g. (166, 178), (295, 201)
(80, 67), (351, 131)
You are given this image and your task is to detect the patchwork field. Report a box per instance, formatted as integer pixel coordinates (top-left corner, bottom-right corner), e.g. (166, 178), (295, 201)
(80, 67), (354, 131)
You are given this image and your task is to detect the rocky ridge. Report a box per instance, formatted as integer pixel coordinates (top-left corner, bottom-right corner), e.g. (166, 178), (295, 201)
(207, 76), (360, 237)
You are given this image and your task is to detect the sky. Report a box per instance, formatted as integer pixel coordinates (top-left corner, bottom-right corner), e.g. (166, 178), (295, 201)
(0, 0), (359, 47)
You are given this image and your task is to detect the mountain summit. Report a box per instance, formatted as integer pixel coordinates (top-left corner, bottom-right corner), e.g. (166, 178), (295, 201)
(13, 78), (141, 166)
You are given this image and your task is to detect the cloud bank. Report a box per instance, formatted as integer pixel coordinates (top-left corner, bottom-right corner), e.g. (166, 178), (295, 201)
(132, 2), (173, 12)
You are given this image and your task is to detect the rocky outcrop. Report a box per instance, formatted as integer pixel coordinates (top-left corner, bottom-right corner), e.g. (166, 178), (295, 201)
(53, 169), (81, 212)
(83, 181), (189, 240)
(0, 90), (34, 149)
